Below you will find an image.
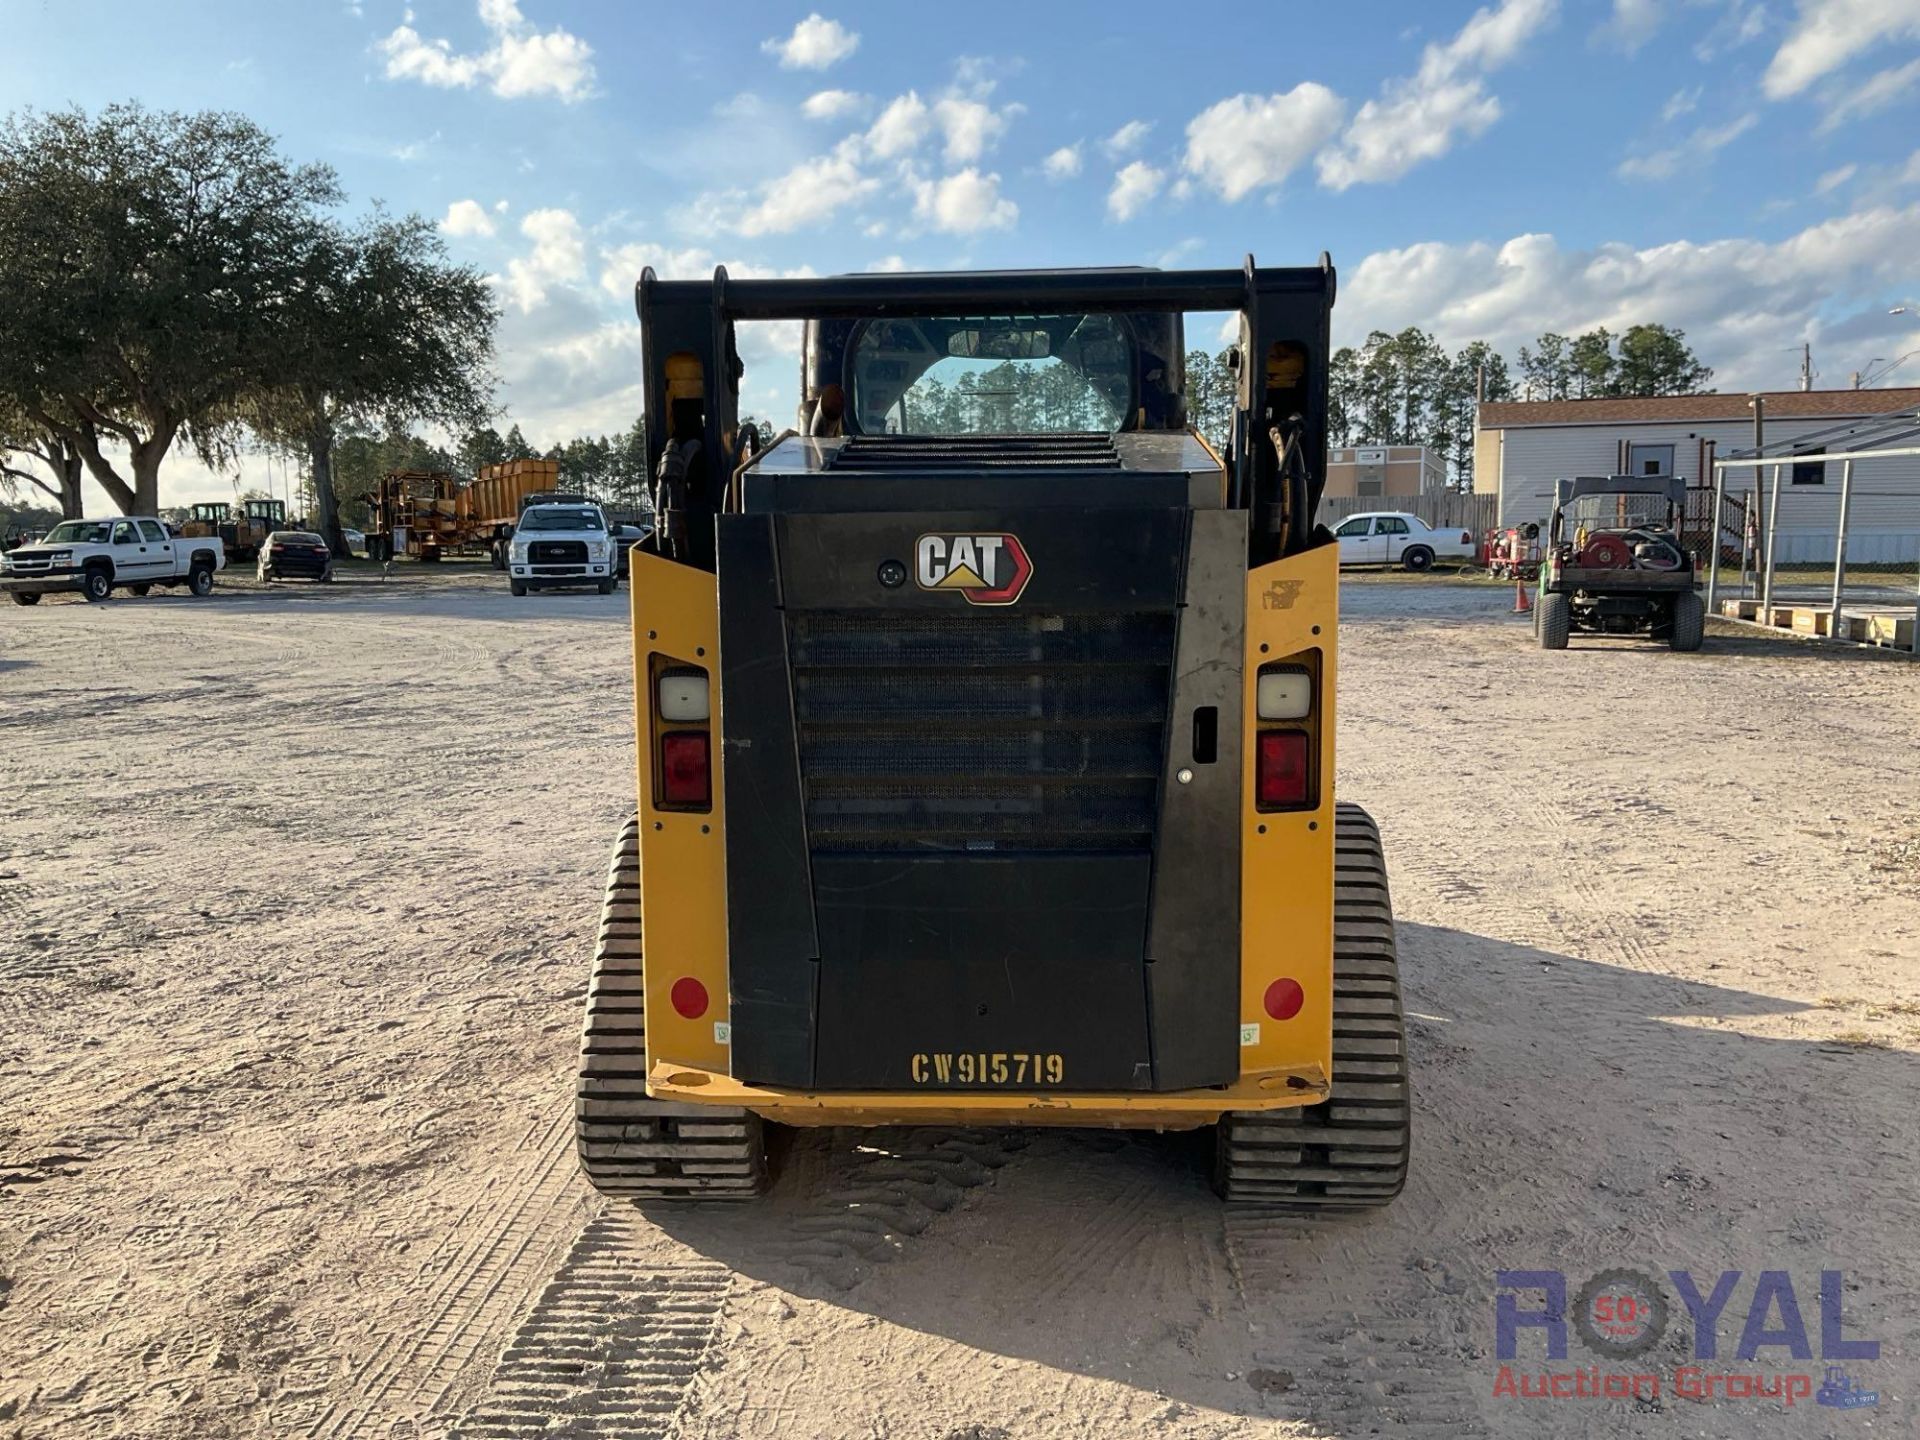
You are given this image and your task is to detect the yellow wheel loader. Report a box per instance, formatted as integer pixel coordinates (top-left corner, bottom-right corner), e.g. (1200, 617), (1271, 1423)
(576, 261), (1409, 1209)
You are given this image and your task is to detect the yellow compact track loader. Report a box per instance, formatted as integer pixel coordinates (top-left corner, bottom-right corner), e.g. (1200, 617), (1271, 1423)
(576, 260), (1409, 1209)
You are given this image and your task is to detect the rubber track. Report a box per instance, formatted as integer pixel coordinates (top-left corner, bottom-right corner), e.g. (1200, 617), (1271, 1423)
(575, 816), (768, 1200)
(1217, 802), (1411, 1208)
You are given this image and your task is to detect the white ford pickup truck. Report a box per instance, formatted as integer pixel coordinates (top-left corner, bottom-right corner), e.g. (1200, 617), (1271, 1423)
(508, 500), (620, 596)
(1, 517), (225, 605)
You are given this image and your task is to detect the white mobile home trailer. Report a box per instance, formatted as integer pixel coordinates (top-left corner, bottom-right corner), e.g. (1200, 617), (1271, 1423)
(1474, 389), (1920, 564)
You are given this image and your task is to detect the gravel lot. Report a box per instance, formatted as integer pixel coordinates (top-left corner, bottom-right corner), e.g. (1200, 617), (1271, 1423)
(1, 568), (1916, 1439)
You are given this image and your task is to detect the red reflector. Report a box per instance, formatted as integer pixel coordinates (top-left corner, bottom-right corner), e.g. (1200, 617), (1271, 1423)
(670, 976), (709, 1019)
(1256, 730), (1311, 808)
(1264, 977), (1305, 1021)
(660, 732), (710, 807)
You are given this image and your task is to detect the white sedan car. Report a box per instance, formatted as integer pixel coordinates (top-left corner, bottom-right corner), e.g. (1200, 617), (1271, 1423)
(1332, 511), (1476, 571)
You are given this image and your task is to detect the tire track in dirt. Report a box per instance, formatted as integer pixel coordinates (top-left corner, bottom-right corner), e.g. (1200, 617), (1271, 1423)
(749, 1128), (1023, 1293)
(1223, 1210), (1485, 1433)
(444, 1128), (1020, 1436)
(304, 1106), (593, 1439)
(450, 1218), (731, 1439)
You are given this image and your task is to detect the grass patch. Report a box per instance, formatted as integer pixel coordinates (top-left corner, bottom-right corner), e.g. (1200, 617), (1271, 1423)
(1828, 1030), (1890, 1049)
(1866, 1000), (1920, 1019)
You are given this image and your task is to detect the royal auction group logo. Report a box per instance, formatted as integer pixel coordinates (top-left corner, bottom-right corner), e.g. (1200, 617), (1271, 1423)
(914, 532), (1032, 605)
(1494, 1267), (1880, 1410)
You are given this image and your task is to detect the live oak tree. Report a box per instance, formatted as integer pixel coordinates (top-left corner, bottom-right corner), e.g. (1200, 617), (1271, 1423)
(0, 104), (343, 515)
(0, 401), (85, 518)
(245, 213), (496, 556)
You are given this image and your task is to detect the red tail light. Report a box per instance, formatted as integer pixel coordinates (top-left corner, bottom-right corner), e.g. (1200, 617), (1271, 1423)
(1256, 731), (1311, 809)
(1264, 977), (1305, 1021)
(660, 732), (711, 807)
(670, 976), (709, 1019)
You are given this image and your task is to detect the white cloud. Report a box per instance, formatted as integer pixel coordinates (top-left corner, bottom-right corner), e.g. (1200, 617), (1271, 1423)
(491, 243), (819, 447)
(867, 255), (910, 272)
(1616, 112), (1757, 180)
(377, 0), (594, 103)
(1694, 0), (1769, 60)
(866, 92), (932, 158)
(1182, 85), (1346, 200)
(1103, 119), (1154, 156)
(1818, 54), (1920, 129)
(1107, 160), (1166, 221)
(909, 168), (1017, 233)
(1042, 143), (1083, 180)
(932, 95), (1019, 164)
(802, 88), (867, 120)
(441, 198), (497, 237)
(1661, 85), (1703, 122)
(388, 134), (437, 162)
(1157, 237), (1205, 267)
(1815, 162), (1859, 193)
(1317, 0), (1556, 190)
(502, 207), (587, 311)
(1336, 199), (1920, 392)
(1765, 0), (1920, 97)
(594, 243), (801, 300)
(726, 149), (881, 236)
(858, 86), (1020, 167)
(761, 13), (860, 70)
(1596, 0), (1662, 51)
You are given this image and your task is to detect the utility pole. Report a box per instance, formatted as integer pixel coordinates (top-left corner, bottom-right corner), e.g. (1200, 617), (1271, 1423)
(1800, 343), (1814, 392)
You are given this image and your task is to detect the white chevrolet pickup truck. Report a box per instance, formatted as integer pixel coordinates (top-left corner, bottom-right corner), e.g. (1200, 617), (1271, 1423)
(1, 517), (225, 605)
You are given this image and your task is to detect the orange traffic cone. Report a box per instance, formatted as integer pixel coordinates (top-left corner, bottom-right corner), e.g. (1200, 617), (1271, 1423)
(1513, 577), (1532, 614)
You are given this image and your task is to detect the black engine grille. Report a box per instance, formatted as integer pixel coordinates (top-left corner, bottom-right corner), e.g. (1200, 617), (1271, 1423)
(529, 540), (588, 563)
(829, 435), (1120, 471)
(788, 610), (1173, 853)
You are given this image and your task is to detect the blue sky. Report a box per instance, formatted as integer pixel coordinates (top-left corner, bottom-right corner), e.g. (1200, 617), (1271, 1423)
(7, 0), (1920, 507)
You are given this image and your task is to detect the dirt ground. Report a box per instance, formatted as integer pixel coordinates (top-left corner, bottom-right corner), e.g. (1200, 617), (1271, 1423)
(2, 566), (1916, 1440)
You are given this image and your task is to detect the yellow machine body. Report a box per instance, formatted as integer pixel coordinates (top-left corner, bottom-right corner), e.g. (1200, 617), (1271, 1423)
(626, 537), (1339, 1130)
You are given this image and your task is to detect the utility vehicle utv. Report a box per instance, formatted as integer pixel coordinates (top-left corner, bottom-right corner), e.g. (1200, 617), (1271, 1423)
(1536, 474), (1705, 651)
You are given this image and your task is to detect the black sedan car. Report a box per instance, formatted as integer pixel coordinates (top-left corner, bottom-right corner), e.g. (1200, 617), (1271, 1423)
(258, 531), (334, 583)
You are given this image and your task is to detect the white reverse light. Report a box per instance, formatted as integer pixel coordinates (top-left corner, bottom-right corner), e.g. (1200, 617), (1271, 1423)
(658, 671), (710, 722)
(1256, 669), (1313, 721)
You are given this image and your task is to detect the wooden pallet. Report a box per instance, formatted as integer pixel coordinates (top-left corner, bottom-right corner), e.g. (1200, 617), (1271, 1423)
(1719, 599), (1915, 652)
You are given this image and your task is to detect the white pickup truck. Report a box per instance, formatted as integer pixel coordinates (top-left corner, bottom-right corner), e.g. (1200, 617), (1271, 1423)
(508, 500), (620, 596)
(1, 517), (225, 605)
